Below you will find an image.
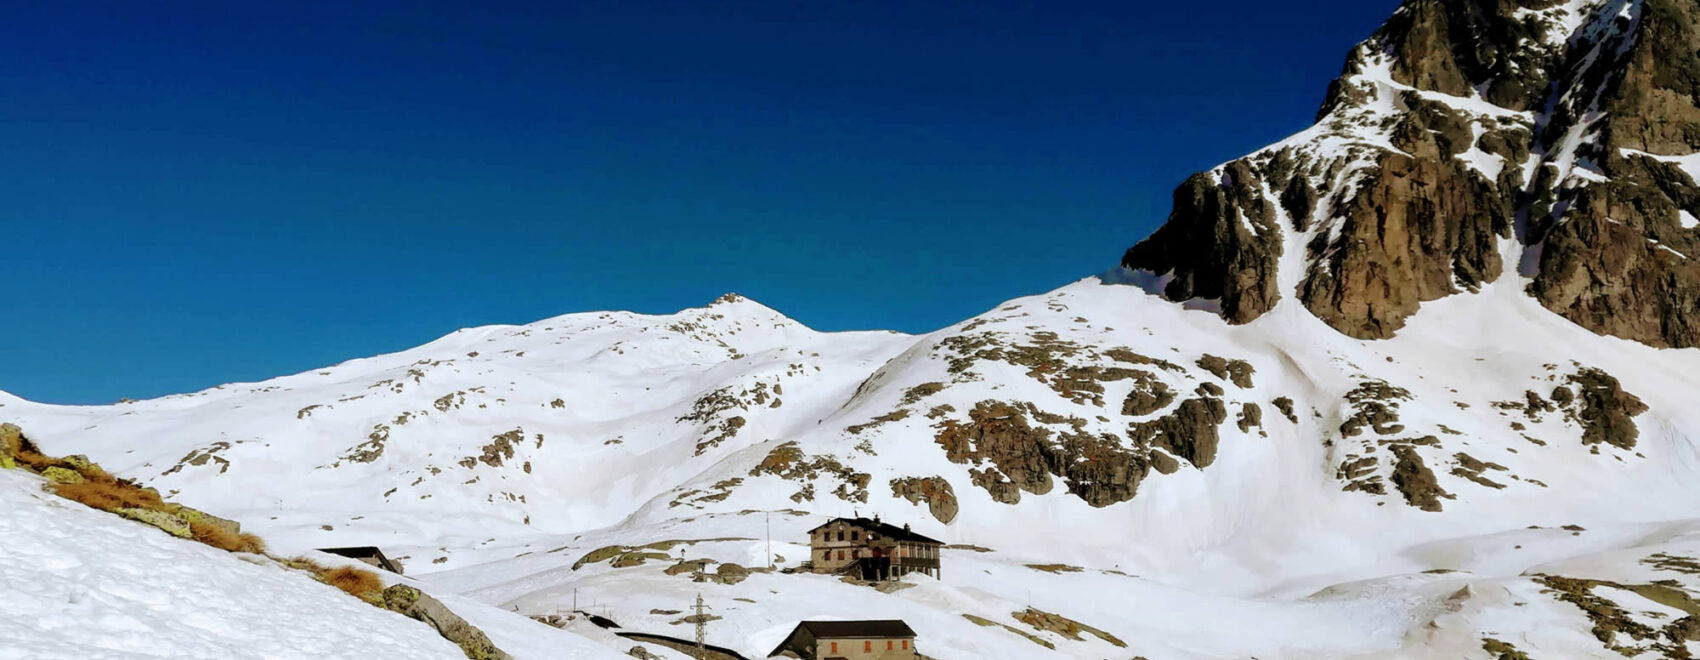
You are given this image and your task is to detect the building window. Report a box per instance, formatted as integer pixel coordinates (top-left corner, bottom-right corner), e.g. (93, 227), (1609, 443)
(838, 531), (844, 541)
(830, 642), (837, 653)
(865, 641), (872, 652)
(887, 640), (894, 650)
(903, 640), (909, 650)
(851, 530), (859, 540)
(852, 550), (860, 559)
(837, 550), (844, 560)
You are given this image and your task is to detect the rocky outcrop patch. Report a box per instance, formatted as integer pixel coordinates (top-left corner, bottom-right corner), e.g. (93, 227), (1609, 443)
(458, 429), (524, 469)
(963, 614), (1054, 650)
(1339, 380), (1411, 438)
(889, 476), (958, 524)
(1127, 396), (1228, 469)
(1536, 574), (1700, 658)
(1557, 368), (1649, 450)
(1013, 608), (1127, 648)
(1195, 355), (1255, 388)
(1120, 371), (1175, 417)
(340, 425), (389, 464)
(748, 442), (869, 503)
(164, 441), (234, 475)
(677, 381), (778, 455)
(380, 585), (512, 660)
(935, 397), (1235, 508)
(1388, 445), (1451, 512)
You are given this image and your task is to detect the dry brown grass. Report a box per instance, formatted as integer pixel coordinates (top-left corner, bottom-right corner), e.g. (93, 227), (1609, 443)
(12, 426), (280, 560)
(320, 565), (385, 598)
(50, 476), (165, 512)
(189, 519), (267, 554)
(280, 556), (328, 572)
(12, 435), (57, 471)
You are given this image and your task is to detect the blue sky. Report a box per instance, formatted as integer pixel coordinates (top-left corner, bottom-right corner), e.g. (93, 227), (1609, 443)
(1, 1), (1397, 404)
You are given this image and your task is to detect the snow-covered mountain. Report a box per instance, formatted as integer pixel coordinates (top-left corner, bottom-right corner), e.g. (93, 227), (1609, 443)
(7, 1), (1700, 658)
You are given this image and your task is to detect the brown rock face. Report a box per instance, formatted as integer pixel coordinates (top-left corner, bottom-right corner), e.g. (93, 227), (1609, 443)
(1120, 371), (1175, 417)
(1523, 0), (1700, 347)
(1126, 396), (1228, 469)
(1301, 149), (1510, 339)
(935, 402), (1060, 501)
(890, 476), (960, 524)
(1388, 445), (1451, 512)
(1368, 0), (1569, 112)
(1603, 0), (1700, 156)
(1121, 0), (1700, 347)
(933, 401), (1206, 508)
(1121, 159), (1283, 325)
(1531, 208), (1700, 348)
(1561, 368), (1649, 449)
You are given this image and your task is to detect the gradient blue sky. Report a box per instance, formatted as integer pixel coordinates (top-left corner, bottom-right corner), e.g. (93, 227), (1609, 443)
(2, 1), (1397, 404)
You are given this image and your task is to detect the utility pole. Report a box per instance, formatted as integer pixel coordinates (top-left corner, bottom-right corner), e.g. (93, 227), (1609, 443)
(693, 592), (712, 659)
(766, 511), (773, 570)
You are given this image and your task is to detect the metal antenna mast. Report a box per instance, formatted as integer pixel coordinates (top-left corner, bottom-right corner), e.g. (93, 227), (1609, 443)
(693, 592), (712, 658)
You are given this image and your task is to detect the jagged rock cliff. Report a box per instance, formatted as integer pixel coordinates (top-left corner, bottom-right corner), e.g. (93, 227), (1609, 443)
(1124, 0), (1700, 346)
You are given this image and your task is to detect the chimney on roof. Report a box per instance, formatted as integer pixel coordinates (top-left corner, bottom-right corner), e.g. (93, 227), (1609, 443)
(874, 514), (880, 523)
(904, 523), (910, 531)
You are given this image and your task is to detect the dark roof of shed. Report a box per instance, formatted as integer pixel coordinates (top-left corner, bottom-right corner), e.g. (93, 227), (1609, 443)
(798, 619), (916, 639)
(807, 517), (942, 544)
(317, 546), (390, 557)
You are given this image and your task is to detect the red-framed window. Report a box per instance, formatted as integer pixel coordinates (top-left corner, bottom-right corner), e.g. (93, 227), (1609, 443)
(865, 640), (872, 652)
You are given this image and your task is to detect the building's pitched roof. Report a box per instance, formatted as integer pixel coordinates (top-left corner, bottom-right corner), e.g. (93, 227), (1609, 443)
(317, 545), (388, 558)
(799, 619), (917, 639)
(316, 546), (403, 573)
(768, 619), (917, 657)
(807, 517), (943, 544)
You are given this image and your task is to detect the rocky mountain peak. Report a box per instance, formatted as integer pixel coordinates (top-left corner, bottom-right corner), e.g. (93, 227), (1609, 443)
(1123, 0), (1700, 347)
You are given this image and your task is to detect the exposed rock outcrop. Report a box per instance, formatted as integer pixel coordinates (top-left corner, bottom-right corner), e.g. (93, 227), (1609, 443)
(936, 401), (1173, 508)
(1120, 160), (1282, 324)
(1389, 445), (1451, 512)
(1559, 368), (1649, 449)
(1300, 147), (1510, 339)
(1127, 397), (1228, 469)
(1121, 0), (1700, 348)
(890, 476), (959, 524)
(380, 585), (512, 660)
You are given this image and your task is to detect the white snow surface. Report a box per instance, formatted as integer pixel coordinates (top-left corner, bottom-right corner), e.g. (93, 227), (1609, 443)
(0, 468), (467, 660)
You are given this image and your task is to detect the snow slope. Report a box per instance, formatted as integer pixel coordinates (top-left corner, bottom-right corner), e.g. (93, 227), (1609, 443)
(5, 272), (1700, 658)
(0, 468), (467, 660)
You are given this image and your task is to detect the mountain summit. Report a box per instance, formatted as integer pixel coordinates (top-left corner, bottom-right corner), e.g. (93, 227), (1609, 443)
(1124, 0), (1700, 345)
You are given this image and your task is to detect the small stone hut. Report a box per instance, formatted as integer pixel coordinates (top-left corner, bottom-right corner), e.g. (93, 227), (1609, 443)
(767, 620), (917, 659)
